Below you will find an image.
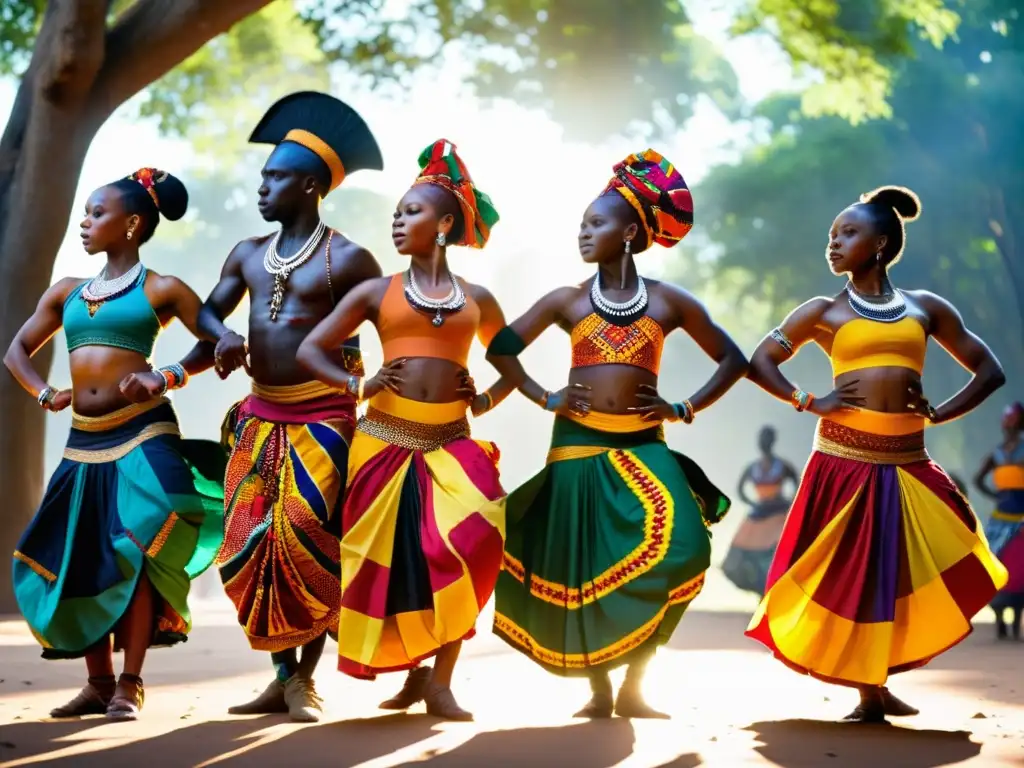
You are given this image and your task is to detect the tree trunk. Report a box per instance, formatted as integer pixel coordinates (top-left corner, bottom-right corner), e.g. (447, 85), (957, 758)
(0, 0), (271, 614)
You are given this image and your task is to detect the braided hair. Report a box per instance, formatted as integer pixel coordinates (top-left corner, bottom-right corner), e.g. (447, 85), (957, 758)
(108, 168), (188, 244)
(856, 185), (921, 267)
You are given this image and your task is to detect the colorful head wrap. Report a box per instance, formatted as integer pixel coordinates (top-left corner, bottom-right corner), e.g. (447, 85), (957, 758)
(412, 139), (499, 249)
(602, 148), (693, 249)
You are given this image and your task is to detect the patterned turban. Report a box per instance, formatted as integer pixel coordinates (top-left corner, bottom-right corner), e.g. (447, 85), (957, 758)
(413, 139), (499, 249)
(603, 148), (693, 249)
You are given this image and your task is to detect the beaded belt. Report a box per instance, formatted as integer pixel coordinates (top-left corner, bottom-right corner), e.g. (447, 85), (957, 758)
(814, 419), (928, 465)
(358, 407), (470, 452)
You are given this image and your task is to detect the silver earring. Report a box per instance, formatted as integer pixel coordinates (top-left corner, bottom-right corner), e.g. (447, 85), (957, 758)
(624, 239), (632, 255)
(436, 232), (447, 247)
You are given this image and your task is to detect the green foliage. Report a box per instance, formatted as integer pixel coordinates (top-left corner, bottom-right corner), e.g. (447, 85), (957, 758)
(733, 0), (959, 123)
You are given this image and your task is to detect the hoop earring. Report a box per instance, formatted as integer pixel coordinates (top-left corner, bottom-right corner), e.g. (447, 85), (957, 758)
(436, 232), (447, 247)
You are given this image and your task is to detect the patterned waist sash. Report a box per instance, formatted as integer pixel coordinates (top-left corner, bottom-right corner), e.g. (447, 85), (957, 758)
(65, 398), (178, 463)
(357, 390), (469, 452)
(814, 418), (928, 465)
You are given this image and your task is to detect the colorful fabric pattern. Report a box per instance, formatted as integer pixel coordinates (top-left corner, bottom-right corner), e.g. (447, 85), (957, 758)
(413, 139), (499, 248)
(746, 414), (1008, 687)
(570, 313), (665, 376)
(13, 399), (225, 659)
(984, 456), (1024, 608)
(602, 148), (693, 249)
(216, 381), (357, 652)
(337, 391), (505, 679)
(493, 414), (728, 676)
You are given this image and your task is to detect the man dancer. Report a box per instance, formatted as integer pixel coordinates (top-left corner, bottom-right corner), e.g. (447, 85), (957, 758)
(194, 92), (383, 722)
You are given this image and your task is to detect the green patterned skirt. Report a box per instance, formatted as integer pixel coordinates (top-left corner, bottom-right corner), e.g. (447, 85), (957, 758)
(493, 415), (729, 676)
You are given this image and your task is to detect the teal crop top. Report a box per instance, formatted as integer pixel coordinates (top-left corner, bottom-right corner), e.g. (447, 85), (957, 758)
(63, 268), (160, 357)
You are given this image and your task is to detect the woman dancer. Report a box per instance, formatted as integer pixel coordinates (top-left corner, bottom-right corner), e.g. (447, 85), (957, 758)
(297, 139), (511, 720)
(722, 426), (798, 596)
(487, 149), (748, 718)
(974, 402), (1024, 640)
(745, 185), (1008, 722)
(4, 169), (224, 720)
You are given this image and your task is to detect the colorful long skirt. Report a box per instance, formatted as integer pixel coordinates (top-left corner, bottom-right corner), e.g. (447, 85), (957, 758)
(746, 410), (1008, 687)
(337, 391), (505, 679)
(493, 412), (730, 676)
(216, 381), (356, 652)
(983, 467), (1024, 611)
(722, 496), (790, 596)
(13, 398), (225, 659)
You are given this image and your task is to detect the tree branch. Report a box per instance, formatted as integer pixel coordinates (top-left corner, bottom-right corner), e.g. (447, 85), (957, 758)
(38, 0), (109, 99)
(94, 0), (274, 111)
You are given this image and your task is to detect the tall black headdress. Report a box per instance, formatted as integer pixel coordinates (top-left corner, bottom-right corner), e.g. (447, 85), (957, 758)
(249, 91), (384, 193)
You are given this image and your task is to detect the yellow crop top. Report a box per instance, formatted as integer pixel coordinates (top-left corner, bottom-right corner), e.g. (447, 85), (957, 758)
(570, 313), (664, 376)
(376, 274), (500, 368)
(830, 317), (927, 378)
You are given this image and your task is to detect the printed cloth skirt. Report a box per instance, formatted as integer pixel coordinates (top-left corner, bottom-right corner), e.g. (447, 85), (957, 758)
(983, 465), (1024, 610)
(746, 410), (1008, 687)
(13, 398), (225, 659)
(337, 390), (506, 679)
(722, 495), (790, 596)
(493, 411), (729, 676)
(216, 380), (357, 652)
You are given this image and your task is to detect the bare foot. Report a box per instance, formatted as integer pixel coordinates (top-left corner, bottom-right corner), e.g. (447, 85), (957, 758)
(614, 688), (670, 719)
(574, 693), (613, 719)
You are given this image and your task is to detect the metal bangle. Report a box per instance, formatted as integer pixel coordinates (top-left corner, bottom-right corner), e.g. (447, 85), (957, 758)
(769, 327), (794, 354)
(36, 386), (55, 408)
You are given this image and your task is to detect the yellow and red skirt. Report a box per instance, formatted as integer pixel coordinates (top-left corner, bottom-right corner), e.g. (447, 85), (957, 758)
(337, 391), (505, 679)
(746, 410), (1007, 687)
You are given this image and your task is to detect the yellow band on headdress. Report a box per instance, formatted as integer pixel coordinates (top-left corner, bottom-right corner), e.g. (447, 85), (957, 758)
(284, 129), (346, 191)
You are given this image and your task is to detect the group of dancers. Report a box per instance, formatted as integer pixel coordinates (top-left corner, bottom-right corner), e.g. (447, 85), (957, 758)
(6, 90), (1020, 726)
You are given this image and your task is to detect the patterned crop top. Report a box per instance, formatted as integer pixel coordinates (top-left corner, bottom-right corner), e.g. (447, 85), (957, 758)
(570, 313), (665, 376)
(63, 269), (160, 357)
(376, 274), (501, 368)
(830, 316), (927, 378)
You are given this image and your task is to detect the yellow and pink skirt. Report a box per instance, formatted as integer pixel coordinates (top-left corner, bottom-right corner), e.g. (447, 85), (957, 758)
(337, 391), (505, 679)
(746, 410), (1007, 687)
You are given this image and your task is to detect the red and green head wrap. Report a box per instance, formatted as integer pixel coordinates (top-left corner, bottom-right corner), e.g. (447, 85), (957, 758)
(412, 139), (499, 249)
(602, 148), (693, 250)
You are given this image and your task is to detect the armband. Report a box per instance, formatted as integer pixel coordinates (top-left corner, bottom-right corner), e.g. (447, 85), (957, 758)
(487, 326), (527, 357)
(769, 327), (794, 355)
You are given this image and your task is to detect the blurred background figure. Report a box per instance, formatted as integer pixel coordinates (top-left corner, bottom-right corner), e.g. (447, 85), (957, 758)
(721, 425), (798, 597)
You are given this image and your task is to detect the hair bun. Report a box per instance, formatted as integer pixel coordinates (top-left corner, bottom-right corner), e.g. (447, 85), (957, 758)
(860, 185), (920, 222)
(155, 172), (189, 221)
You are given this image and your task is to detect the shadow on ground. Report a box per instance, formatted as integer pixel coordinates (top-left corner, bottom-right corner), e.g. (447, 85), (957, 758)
(744, 719), (982, 768)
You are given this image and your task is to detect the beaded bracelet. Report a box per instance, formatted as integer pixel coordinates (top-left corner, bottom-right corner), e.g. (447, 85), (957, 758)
(791, 389), (814, 412)
(158, 363), (189, 393)
(671, 400), (695, 424)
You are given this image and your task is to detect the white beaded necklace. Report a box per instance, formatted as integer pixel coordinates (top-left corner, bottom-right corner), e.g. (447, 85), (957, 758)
(403, 268), (466, 327)
(590, 273), (648, 318)
(845, 281), (908, 322)
(80, 262), (144, 317)
(263, 220), (326, 321)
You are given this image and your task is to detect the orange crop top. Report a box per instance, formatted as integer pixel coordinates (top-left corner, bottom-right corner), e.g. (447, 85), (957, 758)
(830, 317), (927, 378)
(376, 274), (499, 368)
(570, 313), (665, 376)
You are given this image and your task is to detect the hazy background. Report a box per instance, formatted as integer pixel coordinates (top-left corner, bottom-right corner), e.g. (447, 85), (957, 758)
(1, 0), (1020, 611)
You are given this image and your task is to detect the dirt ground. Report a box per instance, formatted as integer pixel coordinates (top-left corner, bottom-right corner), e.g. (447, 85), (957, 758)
(1, 599), (1022, 768)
